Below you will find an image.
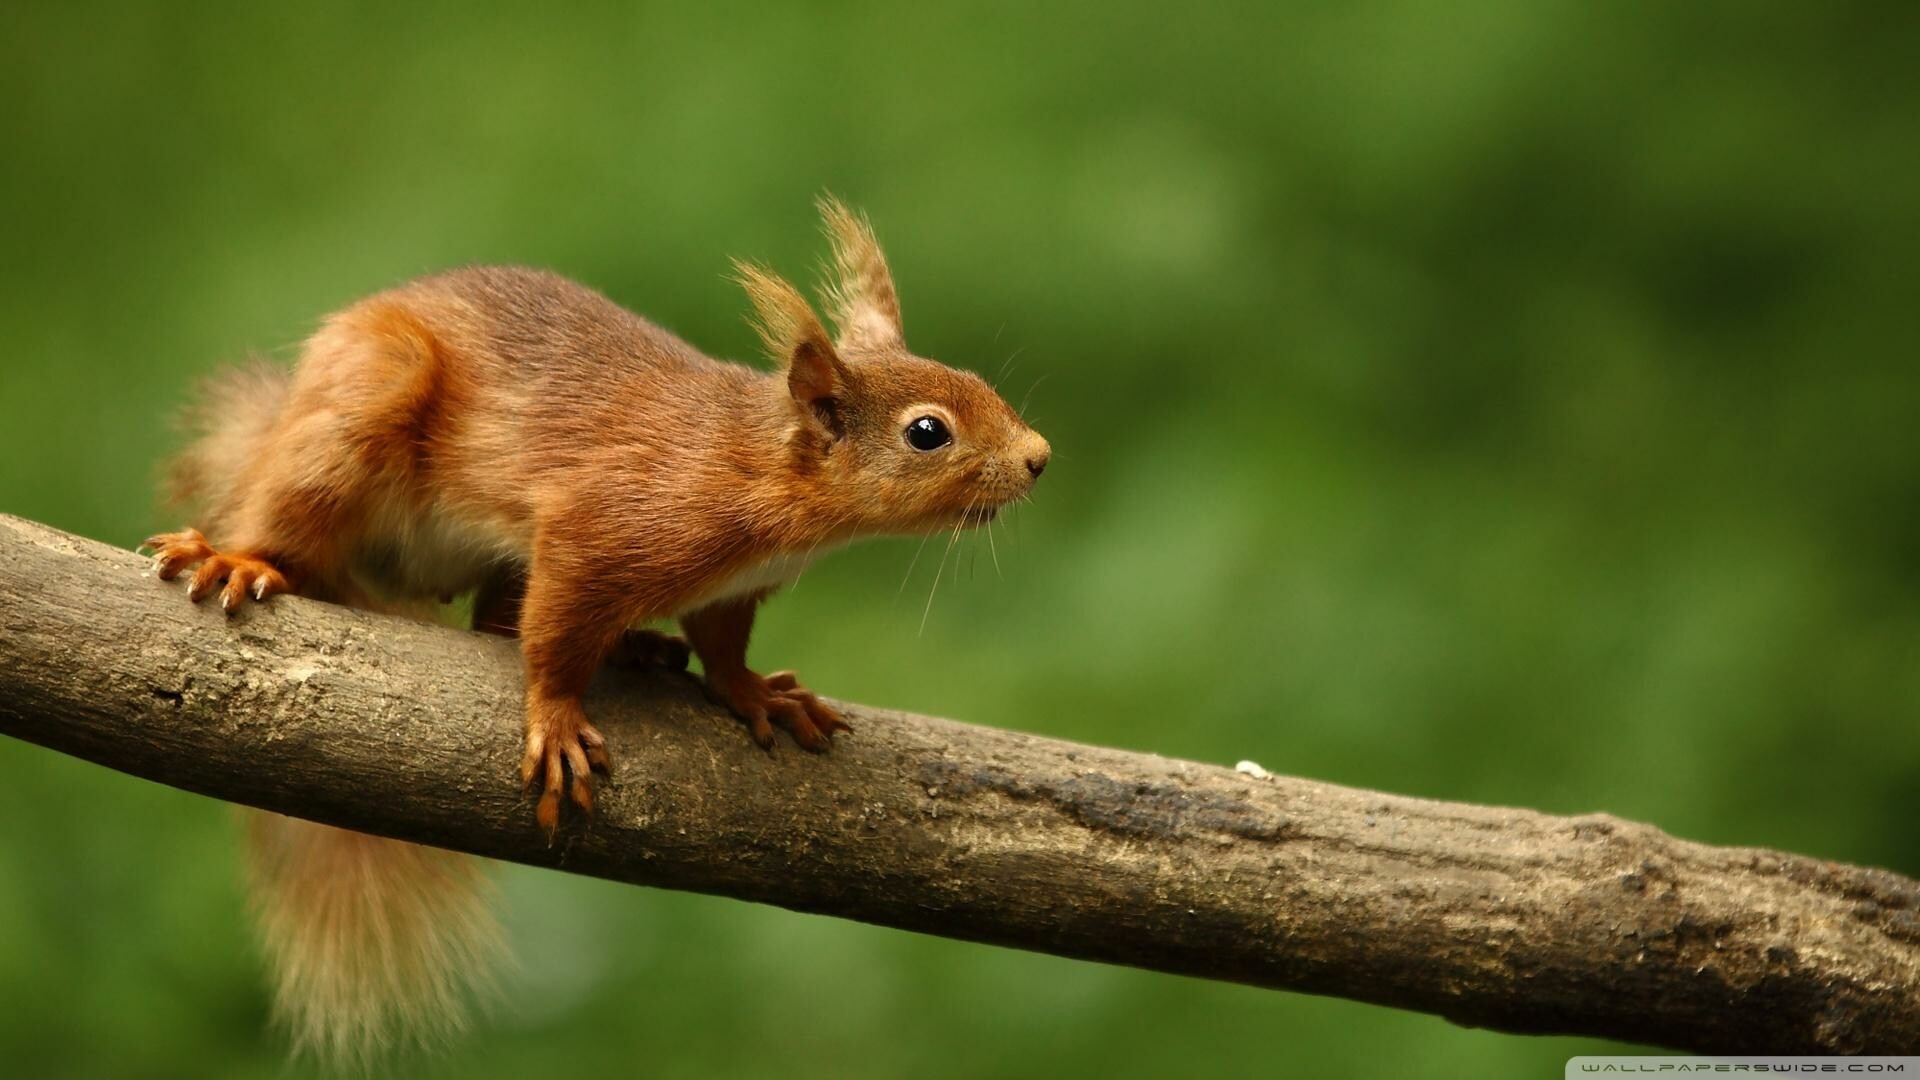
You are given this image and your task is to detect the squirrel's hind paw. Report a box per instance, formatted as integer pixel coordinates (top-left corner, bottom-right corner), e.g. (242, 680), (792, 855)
(143, 529), (291, 612)
(144, 528), (213, 577)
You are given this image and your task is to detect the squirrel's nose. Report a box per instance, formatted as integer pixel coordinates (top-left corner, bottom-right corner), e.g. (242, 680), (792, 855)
(1021, 430), (1052, 476)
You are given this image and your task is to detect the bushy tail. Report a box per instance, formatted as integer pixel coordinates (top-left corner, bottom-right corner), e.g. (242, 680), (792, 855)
(164, 358), (291, 532)
(246, 814), (505, 1065)
(168, 361), (507, 1065)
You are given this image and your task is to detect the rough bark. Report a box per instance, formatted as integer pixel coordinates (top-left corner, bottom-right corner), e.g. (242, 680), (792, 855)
(0, 512), (1915, 1052)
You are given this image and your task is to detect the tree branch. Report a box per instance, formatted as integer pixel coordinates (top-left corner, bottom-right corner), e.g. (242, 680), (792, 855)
(0, 513), (1915, 1052)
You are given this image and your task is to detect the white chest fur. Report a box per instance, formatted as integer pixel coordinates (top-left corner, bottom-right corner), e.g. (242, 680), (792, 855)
(354, 497), (527, 599)
(673, 546), (840, 615)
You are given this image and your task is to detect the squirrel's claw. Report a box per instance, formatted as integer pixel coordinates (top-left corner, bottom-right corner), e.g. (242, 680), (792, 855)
(740, 706), (777, 751)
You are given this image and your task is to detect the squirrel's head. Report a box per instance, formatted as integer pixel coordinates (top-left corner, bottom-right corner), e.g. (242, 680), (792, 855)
(737, 198), (1049, 536)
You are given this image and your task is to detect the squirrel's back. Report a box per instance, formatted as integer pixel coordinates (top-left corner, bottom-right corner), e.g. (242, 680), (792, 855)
(386, 264), (718, 386)
(174, 265), (769, 603)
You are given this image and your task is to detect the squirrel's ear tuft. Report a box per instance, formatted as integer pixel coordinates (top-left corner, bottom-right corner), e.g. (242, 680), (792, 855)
(734, 259), (850, 436)
(817, 195), (903, 352)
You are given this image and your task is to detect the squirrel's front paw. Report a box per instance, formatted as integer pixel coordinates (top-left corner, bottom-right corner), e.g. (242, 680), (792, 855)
(706, 669), (850, 752)
(142, 528), (292, 613)
(520, 694), (610, 839)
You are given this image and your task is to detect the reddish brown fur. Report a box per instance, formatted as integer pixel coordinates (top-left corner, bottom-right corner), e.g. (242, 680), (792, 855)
(150, 200), (1048, 1058)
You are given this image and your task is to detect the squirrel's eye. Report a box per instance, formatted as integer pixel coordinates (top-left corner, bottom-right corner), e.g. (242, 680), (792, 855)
(905, 415), (952, 451)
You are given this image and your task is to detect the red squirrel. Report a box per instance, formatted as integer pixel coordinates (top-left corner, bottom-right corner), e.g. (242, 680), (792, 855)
(144, 199), (1049, 1059)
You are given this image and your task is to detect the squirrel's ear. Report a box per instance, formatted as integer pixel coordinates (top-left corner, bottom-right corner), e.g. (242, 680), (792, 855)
(817, 195), (904, 352)
(735, 260), (851, 436)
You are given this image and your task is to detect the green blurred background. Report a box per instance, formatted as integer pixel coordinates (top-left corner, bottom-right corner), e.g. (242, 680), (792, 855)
(2, 3), (1916, 1076)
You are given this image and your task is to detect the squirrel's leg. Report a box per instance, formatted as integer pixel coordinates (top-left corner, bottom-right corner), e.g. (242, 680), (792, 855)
(481, 565), (687, 669)
(150, 304), (473, 612)
(515, 552), (631, 837)
(148, 313), (443, 609)
(148, 470), (370, 609)
(679, 595), (850, 752)
(145, 422), (368, 609)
